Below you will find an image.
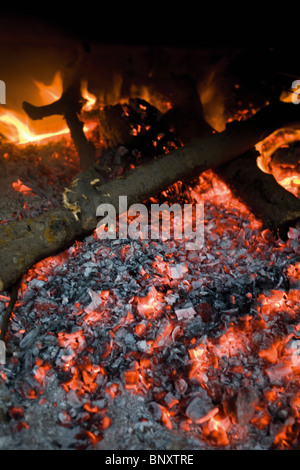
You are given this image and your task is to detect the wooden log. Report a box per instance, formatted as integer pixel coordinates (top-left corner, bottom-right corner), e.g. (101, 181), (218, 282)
(0, 206), (82, 291)
(0, 101), (300, 292)
(214, 149), (300, 238)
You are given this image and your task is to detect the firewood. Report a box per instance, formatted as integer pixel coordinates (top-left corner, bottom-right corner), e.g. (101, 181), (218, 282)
(0, 101), (300, 293)
(214, 149), (300, 238)
(98, 98), (180, 158)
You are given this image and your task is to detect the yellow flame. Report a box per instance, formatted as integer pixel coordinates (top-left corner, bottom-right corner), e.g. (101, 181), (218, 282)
(81, 79), (97, 111)
(0, 108), (69, 144)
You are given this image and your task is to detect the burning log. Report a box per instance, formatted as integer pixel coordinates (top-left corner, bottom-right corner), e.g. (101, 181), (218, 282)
(166, 84), (300, 238)
(214, 149), (300, 239)
(0, 101), (300, 293)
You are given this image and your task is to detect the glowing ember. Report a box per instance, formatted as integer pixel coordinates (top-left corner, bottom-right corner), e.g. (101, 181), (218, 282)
(255, 128), (300, 196)
(11, 179), (35, 196)
(1, 72), (300, 451)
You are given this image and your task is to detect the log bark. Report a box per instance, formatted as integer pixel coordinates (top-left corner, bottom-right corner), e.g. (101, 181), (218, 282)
(0, 101), (300, 292)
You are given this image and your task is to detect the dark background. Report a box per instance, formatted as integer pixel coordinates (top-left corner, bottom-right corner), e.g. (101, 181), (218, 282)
(0, 3), (293, 47)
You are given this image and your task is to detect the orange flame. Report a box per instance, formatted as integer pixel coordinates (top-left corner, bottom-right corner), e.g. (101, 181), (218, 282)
(12, 179), (35, 196)
(202, 413), (231, 446)
(0, 108), (70, 144)
(34, 70), (62, 103)
(0, 71), (97, 145)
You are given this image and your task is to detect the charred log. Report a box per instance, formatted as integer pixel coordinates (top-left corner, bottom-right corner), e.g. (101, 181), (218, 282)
(0, 101), (300, 292)
(98, 98), (180, 158)
(271, 140), (300, 169)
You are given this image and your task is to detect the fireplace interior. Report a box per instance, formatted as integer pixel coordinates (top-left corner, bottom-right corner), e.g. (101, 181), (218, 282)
(0, 11), (300, 452)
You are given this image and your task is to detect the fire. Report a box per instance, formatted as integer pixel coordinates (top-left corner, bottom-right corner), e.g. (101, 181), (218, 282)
(273, 418), (300, 449)
(202, 413), (231, 446)
(128, 84), (172, 114)
(0, 108), (70, 144)
(3, 63), (300, 450)
(0, 71), (97, 145)
(280, 84), (300, 104)
(197, 68), (227, 132)
(256, 128), (300, 181)
(81, 79), (97, 111)
(34, 70), (62, 103)
(135, 286), (164, 319)
(199, 73), (300, 198)
(0, 70), (68, 144)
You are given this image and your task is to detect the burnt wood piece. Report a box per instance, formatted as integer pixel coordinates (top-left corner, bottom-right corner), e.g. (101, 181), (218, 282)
(98, 98), (180, 157)
(22, 44), (96, 170)
(0, 281), (19, 342)
(98, 103), (132, 149)
(0, 101), (300, 292)
(269, 140), (300, 176)
(23, 87), (96, 171)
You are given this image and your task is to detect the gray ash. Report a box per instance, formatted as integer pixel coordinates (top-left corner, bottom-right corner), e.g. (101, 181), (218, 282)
(0, 141), (300, 450)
